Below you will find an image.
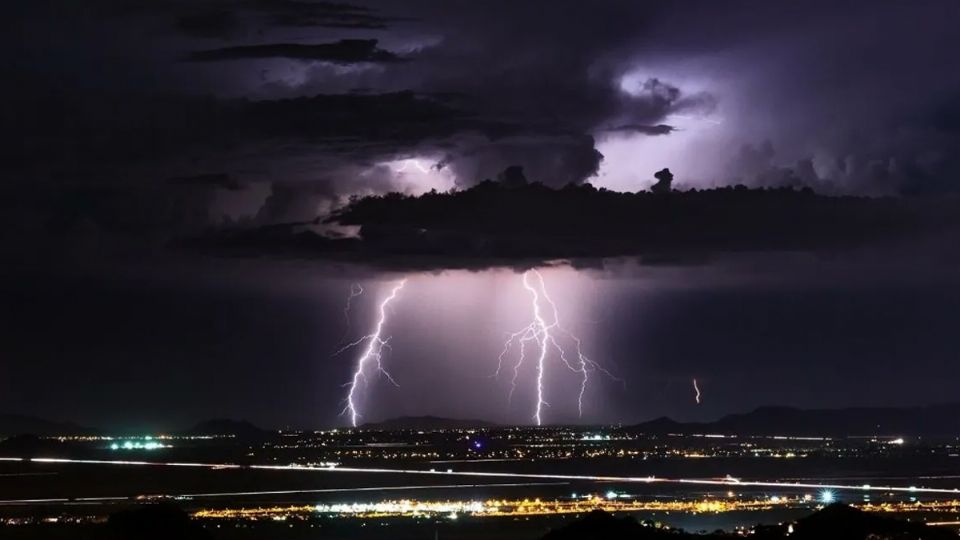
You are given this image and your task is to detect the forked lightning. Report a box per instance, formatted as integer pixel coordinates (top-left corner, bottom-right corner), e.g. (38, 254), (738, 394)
(338, 280), (406, 427)
(496, 270), (618, 425)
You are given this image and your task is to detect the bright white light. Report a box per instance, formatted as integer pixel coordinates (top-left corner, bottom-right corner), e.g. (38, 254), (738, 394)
(820, 490), (835, 503)
(339, 280), (406, 427)
(383, 157), (456, 194)
(21, 457), (960, 499)
(495, 270), (618, 424)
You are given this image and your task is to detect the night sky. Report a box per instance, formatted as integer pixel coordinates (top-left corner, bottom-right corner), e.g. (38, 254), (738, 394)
(3, 0), (960, 431)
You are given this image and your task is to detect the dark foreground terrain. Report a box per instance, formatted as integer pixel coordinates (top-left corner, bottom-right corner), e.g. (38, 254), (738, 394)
(2, 503), (955, 540)
(545, 504), (957, 540)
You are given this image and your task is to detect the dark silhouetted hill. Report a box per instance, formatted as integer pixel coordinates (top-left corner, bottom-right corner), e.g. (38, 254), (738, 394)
(103, 504), (211, 540)
(542, 510), (687, 540)
(0, 434), (67, 456)
(626, 403), (960, 437)
(361, 416), (497, 431)
(541, 505), (955, 540)
(0, 413), (96, 437)
(791, 503), (955, 539)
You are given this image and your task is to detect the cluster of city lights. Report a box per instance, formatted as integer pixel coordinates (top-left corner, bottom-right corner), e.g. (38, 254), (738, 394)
(189, 493), (960, 523)
(13, 496), (960, 528)
(107, 438), (170, 451)
(193, 494), (813, 521)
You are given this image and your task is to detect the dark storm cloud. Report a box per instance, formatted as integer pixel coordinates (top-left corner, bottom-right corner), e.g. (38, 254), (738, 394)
(255, 182), (329, 224)
(121, 0), (394, 38)
(174, 10), (239, 38)
(1, 89), (515, 245)
(9, 0), (960, 431)
(6, 91), (502, 180)
(421, 63), (710, 188)
(167, 173), (243, 191)
(2, 0), (713, 241)
(187, 179), (960, 271)
(605, 124), (675, 136)
(697, 1), (960, 195)
(249, 0), (393, 30)
(7, 0), (960, 268)
(442, 135), (605, 189)
(186, 39), (405, 63)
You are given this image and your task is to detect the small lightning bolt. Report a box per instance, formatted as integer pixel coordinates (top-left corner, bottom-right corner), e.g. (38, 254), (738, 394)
(495, 270), (618, 425)
(335, 283), (364, 347)
(339, 279), (406, 427)
(693, 378), (701, 404)
(394, 159), (431, 174)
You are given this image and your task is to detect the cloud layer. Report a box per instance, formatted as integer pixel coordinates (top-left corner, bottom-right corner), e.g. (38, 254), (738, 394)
(4, 0), (960, 267)
(187, 178), (960, 271)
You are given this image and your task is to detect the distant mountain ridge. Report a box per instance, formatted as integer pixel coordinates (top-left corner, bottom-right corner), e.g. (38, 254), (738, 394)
(626, 404), (960, 437)
(361, 416), (497, 431)
(0, 414), (97, 437)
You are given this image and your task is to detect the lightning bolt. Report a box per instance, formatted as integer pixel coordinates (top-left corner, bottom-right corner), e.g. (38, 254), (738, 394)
(495, 270), (618, 425)
(395, 159), (431, 174)
(693, 378), (701, 404)
(335, 283), (364, 347)
(339, 279), (406, 427)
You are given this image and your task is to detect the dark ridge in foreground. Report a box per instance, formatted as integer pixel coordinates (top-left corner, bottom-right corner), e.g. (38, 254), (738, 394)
(107, 504), (211, 540)
(189, 175), (960, 270)
(361, 416), (498, 431)
(626, 403), (960, 437)
(542, 504), (955, 540)
(0, 413), (97, 437)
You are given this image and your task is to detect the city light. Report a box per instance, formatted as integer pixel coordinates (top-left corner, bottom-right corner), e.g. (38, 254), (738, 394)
(108, 440), (170, 451)
(192, 495), (802, 520)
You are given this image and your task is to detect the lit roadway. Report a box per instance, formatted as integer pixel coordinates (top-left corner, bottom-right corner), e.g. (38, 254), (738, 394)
(2, 456), (960, 504)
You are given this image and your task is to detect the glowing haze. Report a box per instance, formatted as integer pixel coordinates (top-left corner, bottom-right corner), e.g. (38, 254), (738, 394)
(333, 269), (620, 427)
(496, 270), (619, 425)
